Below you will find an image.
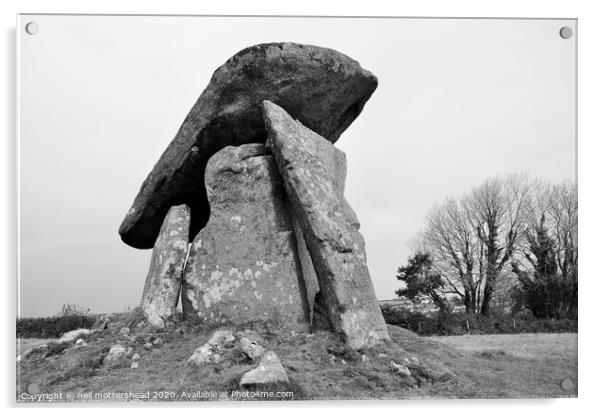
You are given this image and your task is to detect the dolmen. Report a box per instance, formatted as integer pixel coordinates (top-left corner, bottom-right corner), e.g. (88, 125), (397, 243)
(120, 42), (390, 349)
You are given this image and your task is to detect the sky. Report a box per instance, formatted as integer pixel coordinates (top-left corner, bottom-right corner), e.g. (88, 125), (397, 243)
(18, 15), (576, 317)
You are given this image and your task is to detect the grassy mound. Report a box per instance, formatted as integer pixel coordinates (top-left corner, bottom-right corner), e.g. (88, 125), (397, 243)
(16, 310), (577, 402)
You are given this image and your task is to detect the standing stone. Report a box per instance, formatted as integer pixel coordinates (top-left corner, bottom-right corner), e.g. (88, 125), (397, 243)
(140, 204), (190, 328)
(263, 100), (390, 349)
(181, 143), (309, 325)
(289, 142), (359, 327)
(119, 42), (378, 249)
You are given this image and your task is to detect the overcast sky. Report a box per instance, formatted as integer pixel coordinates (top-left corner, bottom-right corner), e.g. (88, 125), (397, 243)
(18, 15), (576, 317)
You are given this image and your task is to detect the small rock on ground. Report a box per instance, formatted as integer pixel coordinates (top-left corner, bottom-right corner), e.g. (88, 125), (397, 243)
(59, 328), (91, 343)
(240, 337), (265, 361)
(188, 330), (235, 366)
(103, 345), (128, 368)
(240, 351), (289, 386)
(390, 361), (412, 377)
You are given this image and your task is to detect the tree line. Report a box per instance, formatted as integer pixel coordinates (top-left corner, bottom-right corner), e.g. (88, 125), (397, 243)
(396, 174), (577, 320)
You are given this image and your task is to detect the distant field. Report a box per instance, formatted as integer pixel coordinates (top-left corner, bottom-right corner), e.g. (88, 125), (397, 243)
(426, 333), (578, 398)
(429, 333), (577, 359)
(17, 338), (57, 356)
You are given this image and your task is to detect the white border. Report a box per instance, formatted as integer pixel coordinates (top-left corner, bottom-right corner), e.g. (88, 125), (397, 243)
(3, 0), (601, 414)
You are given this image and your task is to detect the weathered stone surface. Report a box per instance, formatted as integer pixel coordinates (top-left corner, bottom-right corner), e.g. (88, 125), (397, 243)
(181, 144), (309, 325)
(391, 361), (412, 377)
(187, 330), (235, 366)
(239, 351), (289, 386)
(103, 344), (128, 368)
(289, 150), (359, 327)
(240, 337), (266, 361)
(263, 101), (390, 349)
(140, 204), (190, 328)
(119, 42), (378, 249)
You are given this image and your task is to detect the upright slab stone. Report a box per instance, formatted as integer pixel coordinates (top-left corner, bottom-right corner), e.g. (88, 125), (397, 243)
(140, 204), (190, 328)
(119, 42), (378, 249)
(290, 129), (360, 325)
(181, 143), (309, 325)
(263, 101), (390, 349)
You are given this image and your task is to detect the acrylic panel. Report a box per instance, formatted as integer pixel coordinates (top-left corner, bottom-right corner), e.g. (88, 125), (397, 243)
(17, 14), (577, 402)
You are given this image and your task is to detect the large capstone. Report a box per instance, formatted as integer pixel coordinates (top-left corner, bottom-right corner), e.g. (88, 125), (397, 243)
(263, 101), (390, 349)
(140, 204), (190, 328)
(119, 42), (378, 249)
(181, 143), (310, 325)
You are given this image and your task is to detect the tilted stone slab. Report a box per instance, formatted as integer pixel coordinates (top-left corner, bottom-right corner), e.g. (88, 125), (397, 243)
(140, 204), (190, 328)
(263, 101), (390, 349)
(290, 141), (359, 326)
(119, 42), (378, 249)
(181, 143), (310, 325)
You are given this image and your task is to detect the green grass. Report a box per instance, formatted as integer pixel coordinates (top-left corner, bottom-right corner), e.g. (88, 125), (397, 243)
(16, 314), (577, 402)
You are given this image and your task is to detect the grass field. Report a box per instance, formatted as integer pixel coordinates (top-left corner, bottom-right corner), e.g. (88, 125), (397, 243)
(16, 318), (578, 402)
(17, 338), (56, 356)
(429, 333), (577, 360)
(425, 333), (578, 398)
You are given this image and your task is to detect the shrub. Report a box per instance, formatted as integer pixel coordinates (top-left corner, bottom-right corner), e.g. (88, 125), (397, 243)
(57, 303), (90, 318)
(380, 305), (577, 336)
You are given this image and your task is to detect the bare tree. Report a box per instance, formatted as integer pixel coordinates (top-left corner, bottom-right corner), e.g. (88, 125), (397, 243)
(547, 181), (578, 283)
(418, 198), (483, 316)
(465, 175), (531, 316)
(410, 174), (531, 316)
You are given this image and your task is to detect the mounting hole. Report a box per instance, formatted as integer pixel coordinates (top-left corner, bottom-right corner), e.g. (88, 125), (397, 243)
(560, 377), (574, 391)
(26, 382), (40, 394)
(25, 22), (39, 35)
(559, 26), (573, 39)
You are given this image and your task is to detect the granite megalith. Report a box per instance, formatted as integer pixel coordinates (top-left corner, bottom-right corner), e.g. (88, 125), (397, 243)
(181, 143), (309, 325)
(263, 100), (390, 349)
(140, 204), (190, 328)
(119, 42), (378, 249)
